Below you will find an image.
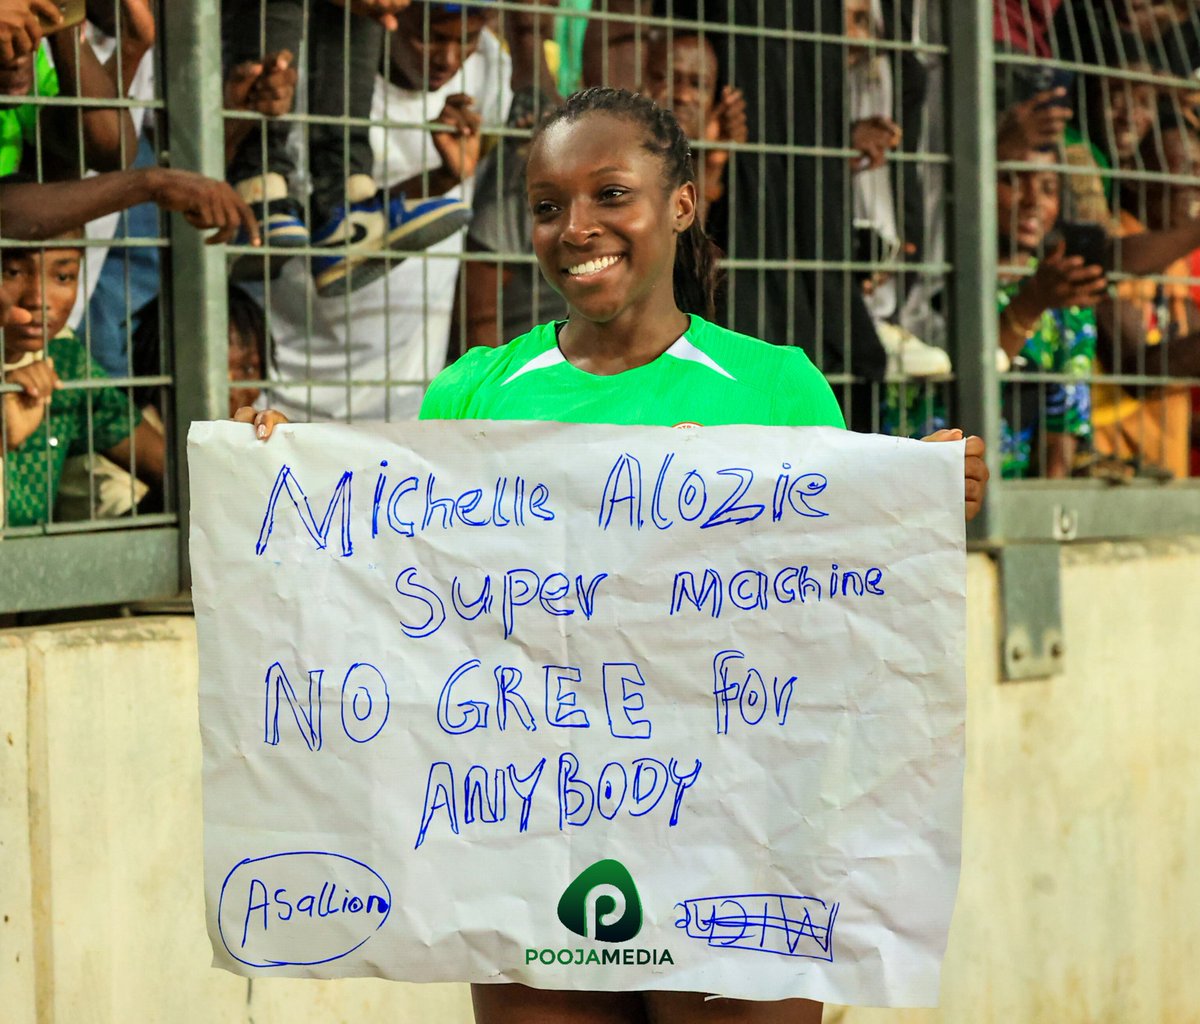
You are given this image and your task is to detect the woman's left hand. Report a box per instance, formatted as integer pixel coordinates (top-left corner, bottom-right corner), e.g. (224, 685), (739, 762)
(921, 428), (989, 521)
(233, 406), (290, 440)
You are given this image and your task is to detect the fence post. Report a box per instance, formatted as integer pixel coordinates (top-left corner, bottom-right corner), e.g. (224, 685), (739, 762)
(161, 4), (231, 589)
(947, 0), (1001, 541)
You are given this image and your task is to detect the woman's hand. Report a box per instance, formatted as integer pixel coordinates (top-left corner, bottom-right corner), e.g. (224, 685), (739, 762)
(921, 428), (989, 522)
(997, 87), (1072, 158)
(233, 406), (289, 440)
(1025, 240), (1108, 312)
(142, 168), (261, 245)
(224, 50), (298, 119)
(3, 357), (60, 450)
(0, 0), (57, 65)
(433, 94), (483, 184)
(850, 115), (902, 173)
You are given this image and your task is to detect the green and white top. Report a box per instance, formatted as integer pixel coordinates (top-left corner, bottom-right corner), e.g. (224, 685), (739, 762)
(419, 314), (846, 429)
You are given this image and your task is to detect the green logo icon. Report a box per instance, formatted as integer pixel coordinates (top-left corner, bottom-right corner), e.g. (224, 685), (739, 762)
(557, 859), (643, 943)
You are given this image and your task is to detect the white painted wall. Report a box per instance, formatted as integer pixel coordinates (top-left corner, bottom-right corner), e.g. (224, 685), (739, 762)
(2, 542), (1198, 1023)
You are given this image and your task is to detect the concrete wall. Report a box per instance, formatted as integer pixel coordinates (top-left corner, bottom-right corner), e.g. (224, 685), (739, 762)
(2, 542), (1198, 1024)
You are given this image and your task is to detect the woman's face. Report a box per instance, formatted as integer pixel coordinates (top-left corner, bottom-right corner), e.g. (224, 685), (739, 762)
(526, 113), (695, 324)
(996, 151), (1061, 255)
(1, 246), (82, 358)
(1100, 76), (1158, 163)
(227, 321), (263, 417)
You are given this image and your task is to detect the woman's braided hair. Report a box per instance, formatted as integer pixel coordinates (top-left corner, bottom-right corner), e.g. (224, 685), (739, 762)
(530, 86), (724, 320)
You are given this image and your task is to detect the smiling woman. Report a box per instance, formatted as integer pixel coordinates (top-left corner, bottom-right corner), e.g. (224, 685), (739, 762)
(418, 88), (839, 429)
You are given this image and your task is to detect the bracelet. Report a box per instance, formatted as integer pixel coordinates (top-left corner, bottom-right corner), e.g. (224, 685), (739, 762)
(1002, 304), (1038, 339)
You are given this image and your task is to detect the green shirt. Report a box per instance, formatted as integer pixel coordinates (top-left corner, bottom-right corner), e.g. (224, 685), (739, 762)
(0, 48), (59, 176)
(419, 315), (846, 428)
(996, 271), (1096, 479)
(5, 332), (140, 528)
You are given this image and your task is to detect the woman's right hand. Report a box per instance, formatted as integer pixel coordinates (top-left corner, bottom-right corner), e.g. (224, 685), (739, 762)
(233, 406), (289, 440)
(1025, 239), (1108, 312)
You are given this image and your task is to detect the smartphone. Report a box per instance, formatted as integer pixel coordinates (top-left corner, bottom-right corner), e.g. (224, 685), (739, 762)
(1053, 220), (1110, 271)
(1013, 66), (1075, 109)
(37, 0), (87, 34)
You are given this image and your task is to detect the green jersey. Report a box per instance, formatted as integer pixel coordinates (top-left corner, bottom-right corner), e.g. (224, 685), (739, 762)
(0, 48), (59, 176)
(419, 315), (845, 429)
(5, 331), (140, 528)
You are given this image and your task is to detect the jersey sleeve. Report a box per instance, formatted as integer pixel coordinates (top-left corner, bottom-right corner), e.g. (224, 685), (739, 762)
(419, 349), (488, 420)
(773, 347), (846, 428)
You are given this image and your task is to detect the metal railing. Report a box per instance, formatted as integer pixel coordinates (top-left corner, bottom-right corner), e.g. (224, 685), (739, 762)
(1, 0), (1197, 618)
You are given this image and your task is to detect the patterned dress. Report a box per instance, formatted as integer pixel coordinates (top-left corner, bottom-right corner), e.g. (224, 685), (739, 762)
(4, 332), (140, 528)
(998, 270), (1097, 479)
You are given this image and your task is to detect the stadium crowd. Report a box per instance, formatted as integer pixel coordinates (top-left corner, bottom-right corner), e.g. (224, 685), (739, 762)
(1, 0), (1199, 530)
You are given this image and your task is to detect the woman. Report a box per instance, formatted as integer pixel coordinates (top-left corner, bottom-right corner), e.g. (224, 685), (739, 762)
(995, 146), (1107, 478)
(239, 86), (987, 1023)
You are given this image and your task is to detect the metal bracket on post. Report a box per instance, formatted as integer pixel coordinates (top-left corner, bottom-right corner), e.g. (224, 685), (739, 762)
(999, 544), (1064, 681)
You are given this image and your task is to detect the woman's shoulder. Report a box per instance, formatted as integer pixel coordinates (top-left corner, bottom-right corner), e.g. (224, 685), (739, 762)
(686, 316), (845, 428)
(46, 331), (99, 378)
(420, 322), (559, 419)
(687, 315), (827, 380)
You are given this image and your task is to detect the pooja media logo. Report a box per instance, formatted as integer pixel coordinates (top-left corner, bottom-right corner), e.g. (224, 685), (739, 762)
(525, 859), (676, 968)
(557, 858), (643, 943)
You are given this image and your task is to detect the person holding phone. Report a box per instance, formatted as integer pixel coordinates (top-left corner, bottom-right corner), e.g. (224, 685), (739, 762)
(996, 146), (1108, 478)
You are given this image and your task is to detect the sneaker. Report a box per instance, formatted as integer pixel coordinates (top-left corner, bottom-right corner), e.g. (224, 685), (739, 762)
(876, 321), (953, 379)
(384, 192), (472, 253)
(230, 172), (309, 281)
(311, 174), (388, 297)
(313, 177), (475, 297)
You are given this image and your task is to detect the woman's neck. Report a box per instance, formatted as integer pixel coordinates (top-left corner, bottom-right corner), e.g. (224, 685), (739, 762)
(559, 302), (691, 376)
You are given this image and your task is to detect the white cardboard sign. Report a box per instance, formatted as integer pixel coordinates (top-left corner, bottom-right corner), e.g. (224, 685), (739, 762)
(189, 420), (966, 1007)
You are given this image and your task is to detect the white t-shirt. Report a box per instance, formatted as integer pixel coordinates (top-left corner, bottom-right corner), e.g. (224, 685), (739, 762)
(268, 30), (511, 422)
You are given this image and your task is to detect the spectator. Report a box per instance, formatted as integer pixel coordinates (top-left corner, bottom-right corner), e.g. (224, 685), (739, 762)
(1092, 121), (1200, 478)
(1, 231), (163, 526)
(222, 0), (470, 294)
(846, 0), (949, 381)
(0, 167), (254, 523)
(644, 27), (746, 224)
(580, 0), (649, 94)
(67, 0), (160, 378)
(266, 1), (510, 421)
(1086, 66), (1160, 175)
(995, 147), (1107, 478)
(130, 284), (270, 427)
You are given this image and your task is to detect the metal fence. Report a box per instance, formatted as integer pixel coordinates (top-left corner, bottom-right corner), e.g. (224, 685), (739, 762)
(1, 0), (1198, 633)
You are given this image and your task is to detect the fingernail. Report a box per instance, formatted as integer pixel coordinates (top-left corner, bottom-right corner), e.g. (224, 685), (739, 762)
(257, 423), (267, 439)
